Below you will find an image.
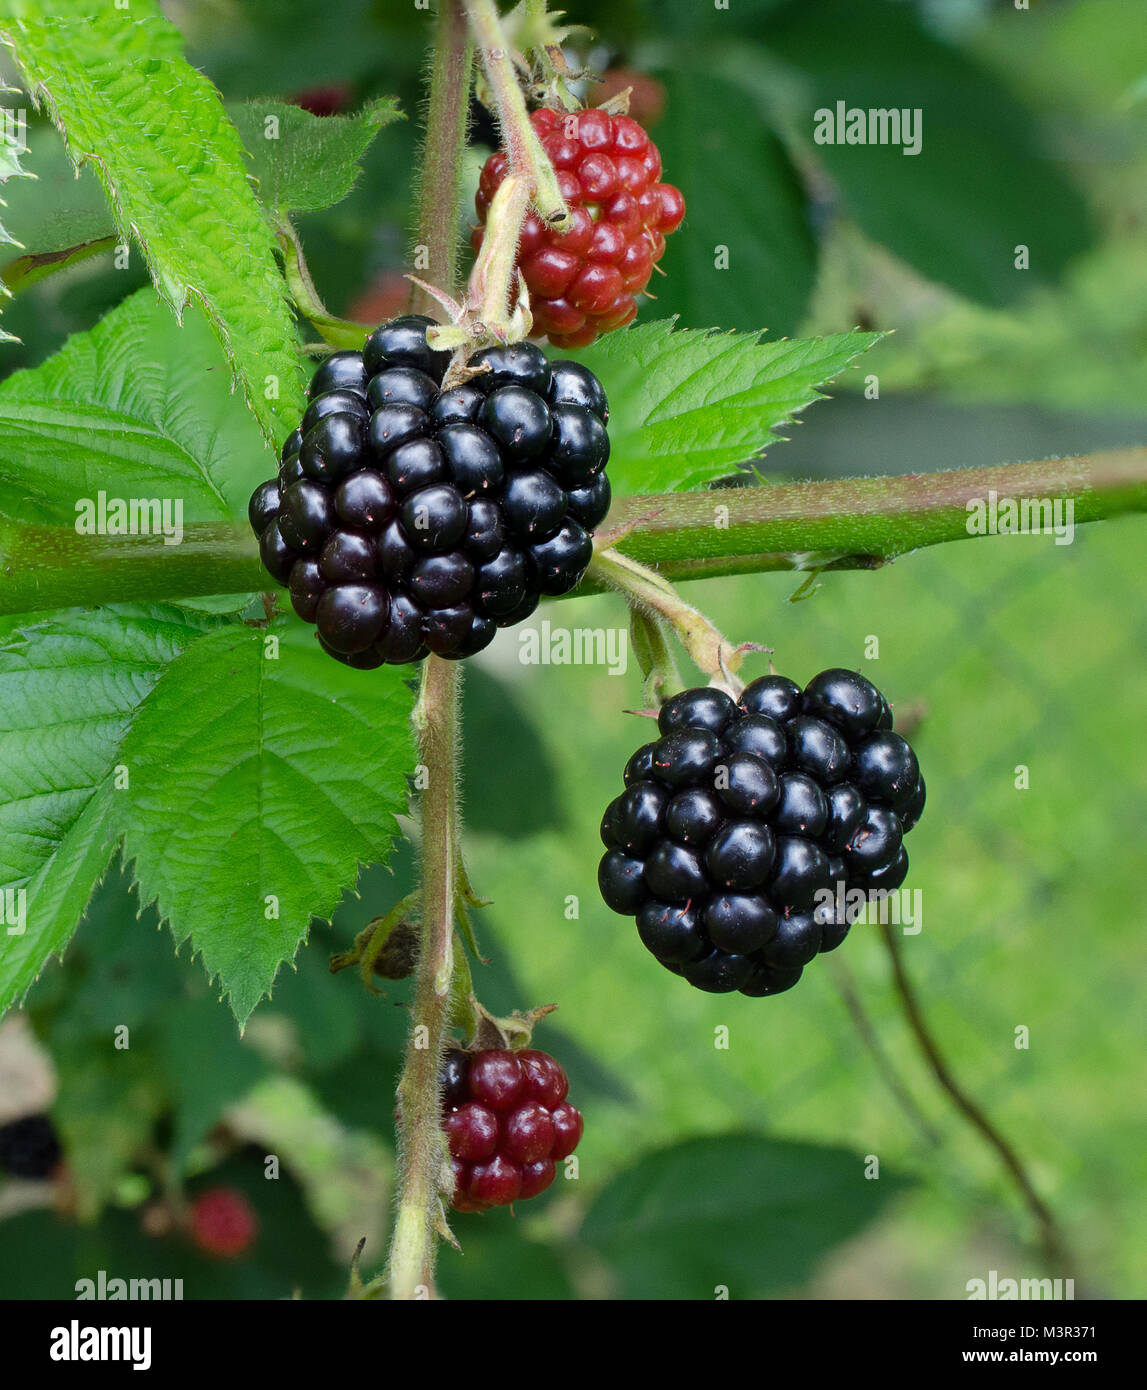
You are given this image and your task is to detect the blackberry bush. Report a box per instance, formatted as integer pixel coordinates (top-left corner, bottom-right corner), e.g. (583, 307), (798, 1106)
(474, 107), (686, 348)
(598, 671), (926, 997)
(440, 1047), (583, 1212)
(247, 319), (611, 666)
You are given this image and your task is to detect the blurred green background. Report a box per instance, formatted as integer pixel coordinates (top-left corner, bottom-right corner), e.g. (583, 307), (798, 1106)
(1, 0), (1145, 1299)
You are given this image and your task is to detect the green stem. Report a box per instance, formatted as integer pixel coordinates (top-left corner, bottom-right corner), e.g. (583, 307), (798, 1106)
(1, 450), (1144, 618)
(407, 0), (473, 319)
(591, 544), (749, 692)
(384, 0), (473, 1303)
(879, 921), (1073, 1271)
(464, 0), (568, 225)
(386, 657), (462, 1300)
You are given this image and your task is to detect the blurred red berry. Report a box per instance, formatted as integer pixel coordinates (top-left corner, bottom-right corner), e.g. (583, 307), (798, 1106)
(290, 83), (352, 118)
(188, 1187), (258, 1260)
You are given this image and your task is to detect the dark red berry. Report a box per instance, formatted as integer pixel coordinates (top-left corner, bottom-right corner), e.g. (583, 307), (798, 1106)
(441, 1047), (581, 1211)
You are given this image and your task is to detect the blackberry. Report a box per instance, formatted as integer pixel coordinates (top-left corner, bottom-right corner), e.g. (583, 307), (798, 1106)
(248, 316), (612, 666)
(599, 669), (926, 997)
(473, 108), (686, 348)
(440, 1047), (582, 1212)
(0, 1114), (61, 1179)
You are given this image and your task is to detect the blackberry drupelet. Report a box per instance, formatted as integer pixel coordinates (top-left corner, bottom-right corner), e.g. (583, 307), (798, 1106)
(247, 319), (612, 667)
(599, 668), (926, 997)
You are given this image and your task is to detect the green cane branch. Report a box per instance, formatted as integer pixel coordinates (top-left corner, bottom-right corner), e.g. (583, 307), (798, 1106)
(385, 656), (463, 1301)
(383, 0), (479, 1303)
(1, 449), (1144, 618)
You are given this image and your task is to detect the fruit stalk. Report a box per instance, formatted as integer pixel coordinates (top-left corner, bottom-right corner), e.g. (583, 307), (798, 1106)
(408, 0), (473, 319)
(386, 656), (462, 1300)
(464, 0), (568, 227)
(591, 542), (753, 693)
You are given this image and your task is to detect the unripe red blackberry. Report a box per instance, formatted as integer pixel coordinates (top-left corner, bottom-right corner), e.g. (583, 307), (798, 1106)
(440, 1047), (582, 1212)
(473, 108), (685, 348)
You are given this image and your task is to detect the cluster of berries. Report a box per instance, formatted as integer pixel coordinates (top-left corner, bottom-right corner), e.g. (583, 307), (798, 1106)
(441, 1047), (583, 1212)
(248, 317), (612, 667)
(598, 670), (926, 997)
(474, 107), (686, 348)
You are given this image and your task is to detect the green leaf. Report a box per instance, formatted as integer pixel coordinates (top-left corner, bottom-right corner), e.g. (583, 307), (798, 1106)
(228, 98), (402, 217)
(0, 604), (221, 1014)
(0, 1), (305, 442)
(0, 116), (117, 284)
(462, 668), (565, 837)
(644, 71), (817, 337)
(764, 0), (1094, 304)
(580, 1133), (911, 1298)
(0, 288), (275, 526)
(2, 235), (116, 296)
(571, 319), (881, 494)
(115, 619), (417, 1025)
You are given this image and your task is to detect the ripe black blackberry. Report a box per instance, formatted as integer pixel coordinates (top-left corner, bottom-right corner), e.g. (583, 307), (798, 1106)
(0, 1114), (62, 1179)
(599, 670), (926, 997)
(248, 318), (612, 666)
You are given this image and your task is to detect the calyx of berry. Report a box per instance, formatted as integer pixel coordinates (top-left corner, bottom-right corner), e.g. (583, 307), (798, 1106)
(455, 995), (557, 1052)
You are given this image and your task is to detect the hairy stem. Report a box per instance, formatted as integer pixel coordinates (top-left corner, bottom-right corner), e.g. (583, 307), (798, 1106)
(1, 450), (1144, 617)
(407, 0), (473, 318)
(464, 0), (568, 225)
(385, 0), (473, 1303)
(879, 921), (1072, 1271)
(590, 544), (752, 692)
(386, 657), (462, 1300)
